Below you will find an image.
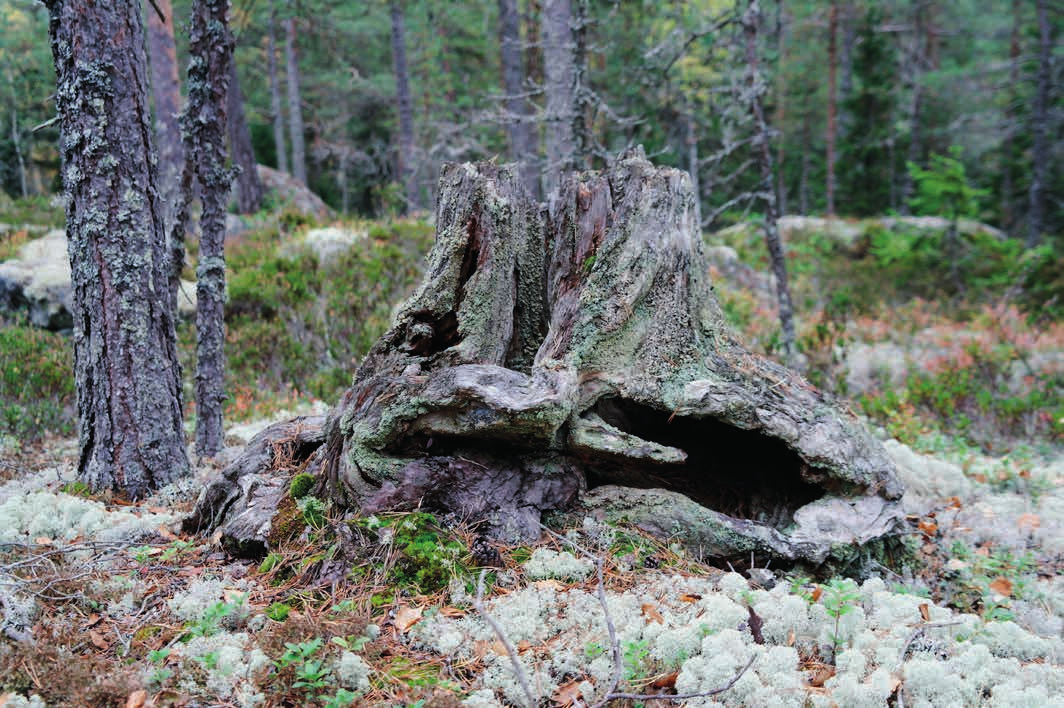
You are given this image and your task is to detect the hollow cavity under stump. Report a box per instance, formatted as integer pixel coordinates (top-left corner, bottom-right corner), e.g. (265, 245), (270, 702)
(188, 148), (904, 565)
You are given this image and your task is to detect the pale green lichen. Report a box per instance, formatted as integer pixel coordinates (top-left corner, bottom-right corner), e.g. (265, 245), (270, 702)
(523, 548), (593, 581)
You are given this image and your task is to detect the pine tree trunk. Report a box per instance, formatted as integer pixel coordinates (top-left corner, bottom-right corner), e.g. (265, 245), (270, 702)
(498, 0), (540, 197)
(44, 0), (189, 498)
(390, 1), (418, 212)
(1001, 0), (1021, 232)
(542, 0), (575, 196)
(774, 0), (787, 216)
(267, 0), (288, 175)
(826, 0), (838, 216)
(1027, 0), (1050, 247)
(184, 0), (235, 458)
(146, 0), (183, 230)
(190, 150), (903, 564)
(900, 1), (928, 212)
(5, 72), (27, 197)
(228, 61), (265, 214)
(284, 14), (307, 185)
(744, 1), (796, 365)
(571, 0), (591, 167)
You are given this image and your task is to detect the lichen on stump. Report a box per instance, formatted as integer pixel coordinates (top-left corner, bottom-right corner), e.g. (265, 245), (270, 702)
(191, 149), (904, 564)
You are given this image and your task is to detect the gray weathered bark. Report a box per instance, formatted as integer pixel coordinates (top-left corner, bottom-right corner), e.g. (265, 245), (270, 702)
(498, 0), (540, 197)
(146, 0), (183, 230)
(390, 1), (418, 212)
(284, 14), (307, 185)
(542, 0), (575, 196)
(185, 0), (235, 458)
(44, 0), (189, 498)
(1027, 0), (1050, 247)
(191, 150), (903, 564)
(267, 0), (288, 175)
(743, 1), (796, 365)
(227, 61), (265, 214)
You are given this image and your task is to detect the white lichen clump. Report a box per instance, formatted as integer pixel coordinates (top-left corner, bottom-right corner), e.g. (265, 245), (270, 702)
(405, 563), (1064, 707)
(522, 548), (593, 581)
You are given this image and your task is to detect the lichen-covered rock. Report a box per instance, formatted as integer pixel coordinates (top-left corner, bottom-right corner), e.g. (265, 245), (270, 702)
(0, 229), (196, 329)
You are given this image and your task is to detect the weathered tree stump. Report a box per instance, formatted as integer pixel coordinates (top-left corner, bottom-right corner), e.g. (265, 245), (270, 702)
(191, 149), (903, 564)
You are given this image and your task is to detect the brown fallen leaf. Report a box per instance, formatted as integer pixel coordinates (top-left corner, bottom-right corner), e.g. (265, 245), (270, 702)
(918, 520), (938, 537)
(125, 689), (148, 708)
(989, 577), (1013, 598)
(946, 496), (963, 510)
(650, 671), (679, 690)
(810, 586), (823, 602)
(552, 679), (584, 707)
(641, 603), (665, 624)
(394, 605), (423, 633)
(679, 593), (702, 603)
(808, 665), (836, 688)
(747, 605), (765, 645)
(34, 537), (53, 546)
(1017, 513), (1041, 530)
(516, 640), (532, 654)
(440, 606), (466, 618)
(919, 603), (931, 622)
(90, 630), (110, 650)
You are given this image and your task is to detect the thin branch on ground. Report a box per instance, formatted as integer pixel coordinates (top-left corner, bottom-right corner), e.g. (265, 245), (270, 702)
(472, 568), (536, 708)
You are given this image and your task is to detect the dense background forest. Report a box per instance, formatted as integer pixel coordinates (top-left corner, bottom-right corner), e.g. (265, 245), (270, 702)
(1, 0), (1061, 236)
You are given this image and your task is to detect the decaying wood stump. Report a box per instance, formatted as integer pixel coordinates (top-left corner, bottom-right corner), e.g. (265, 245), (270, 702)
(189, 148), (904, 564)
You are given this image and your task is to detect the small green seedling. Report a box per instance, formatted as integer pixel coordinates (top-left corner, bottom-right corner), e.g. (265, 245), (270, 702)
(821, 578), (860, 662)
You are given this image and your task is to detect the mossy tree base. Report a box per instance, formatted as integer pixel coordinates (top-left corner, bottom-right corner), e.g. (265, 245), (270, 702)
(191, 150), (904, 564)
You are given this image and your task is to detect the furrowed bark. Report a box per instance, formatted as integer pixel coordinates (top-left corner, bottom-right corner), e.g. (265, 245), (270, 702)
(185, 0), (235, 458)
(45, 0), (189, 498)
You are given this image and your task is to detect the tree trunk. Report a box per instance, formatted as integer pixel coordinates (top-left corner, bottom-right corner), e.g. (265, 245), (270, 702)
(191, 150), (903, 565)
(284, 14), (307, 185)
(267, 0), (288, 175)
(774, 0), (787, 216)
(826, 0), (838, 216)
(686, 98), (701, 227)
(5, 71), (27, 198)
(183, 0), (235, 458)
(146, 0), (183, 230)
(743, 1), (797, 366)
(900, 1), (928, 212)
(571, 0), (591, 168)
(227, 61), (265, 214)
(498, 0), (540, 197)
(1001, 0), (1021, 233)
(1027, 0), (1050, 247)
(44, 0), (189, 498)
(542, 0), (575, 196)
(799, 113), (810, 214)
(390, 1), (418, 212)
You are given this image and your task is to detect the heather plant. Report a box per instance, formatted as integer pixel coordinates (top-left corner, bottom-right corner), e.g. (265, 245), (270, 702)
(0, 316), (75, 439)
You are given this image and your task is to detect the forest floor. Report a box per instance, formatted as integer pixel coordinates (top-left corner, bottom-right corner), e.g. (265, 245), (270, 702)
(0, 201), (1062, 706)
